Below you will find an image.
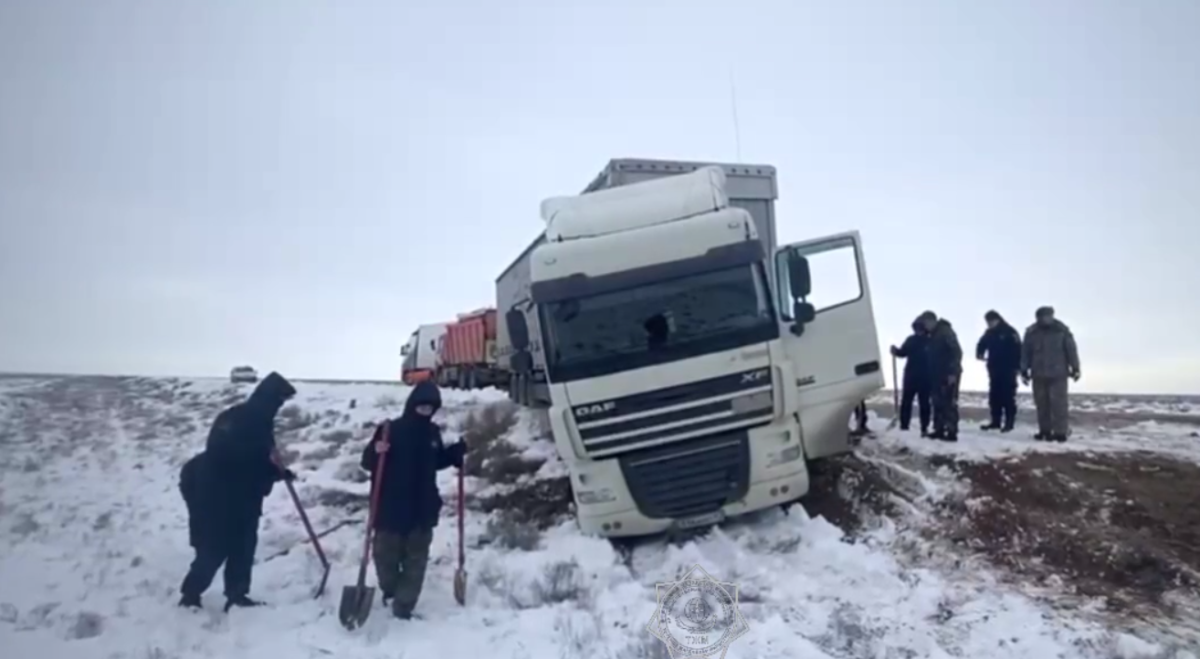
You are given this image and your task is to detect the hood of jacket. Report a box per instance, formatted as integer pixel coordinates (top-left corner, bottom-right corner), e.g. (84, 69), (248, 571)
(246, 371), (296, 416)
(403, 380), (443, 418)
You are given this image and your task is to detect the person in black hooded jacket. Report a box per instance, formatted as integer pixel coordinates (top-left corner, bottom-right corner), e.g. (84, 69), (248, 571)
(890, 318), (932, 435)
(179, 371), (297, 611)
(360, 380), (466, 620)
(976, 309), (1022, 432)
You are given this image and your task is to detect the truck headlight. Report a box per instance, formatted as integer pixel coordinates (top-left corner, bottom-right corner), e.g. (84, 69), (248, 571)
(576, 488), (617, 505)
(768, 445), (803, 467)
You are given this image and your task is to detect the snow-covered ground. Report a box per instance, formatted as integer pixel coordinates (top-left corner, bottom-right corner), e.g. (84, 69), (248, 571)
(0, 376), (1196, 659)
(867, 390), (1200, 420)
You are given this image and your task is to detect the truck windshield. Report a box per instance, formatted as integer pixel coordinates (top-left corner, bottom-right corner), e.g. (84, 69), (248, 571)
(541, 264), (778, 382)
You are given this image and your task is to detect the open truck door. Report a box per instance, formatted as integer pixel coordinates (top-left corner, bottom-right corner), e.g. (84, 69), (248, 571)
(774, 231), (883, 459)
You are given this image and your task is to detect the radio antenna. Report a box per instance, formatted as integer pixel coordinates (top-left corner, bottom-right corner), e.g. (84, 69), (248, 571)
(729, 66), (743, 161)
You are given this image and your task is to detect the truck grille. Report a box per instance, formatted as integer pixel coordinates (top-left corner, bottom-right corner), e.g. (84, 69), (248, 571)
(618, 431), (750, 519)
(571, 367), (774, 458)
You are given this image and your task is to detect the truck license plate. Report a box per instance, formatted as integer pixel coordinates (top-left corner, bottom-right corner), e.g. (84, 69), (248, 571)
(674, 511), (725, 529)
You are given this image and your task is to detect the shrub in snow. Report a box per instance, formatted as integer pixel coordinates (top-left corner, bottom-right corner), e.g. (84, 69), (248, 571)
(66, 611), (104, 640)
(483, 509), (542, 551)
(276, 405), (316, 433)
(461, 401), (546, 484)
(319, 429), (354, 446)
(334, 460), (368, 483)
(299, 443), (340, 465)
(478, 477), (573, 530)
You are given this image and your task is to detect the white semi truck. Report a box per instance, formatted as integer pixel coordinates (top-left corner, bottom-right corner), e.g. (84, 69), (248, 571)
(496, 158), (883, 538)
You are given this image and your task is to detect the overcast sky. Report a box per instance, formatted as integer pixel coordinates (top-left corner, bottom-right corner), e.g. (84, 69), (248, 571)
(1, 0), (1197, 395)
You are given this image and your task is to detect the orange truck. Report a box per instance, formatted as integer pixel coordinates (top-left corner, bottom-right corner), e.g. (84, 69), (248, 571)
(435, 308), (507, 390)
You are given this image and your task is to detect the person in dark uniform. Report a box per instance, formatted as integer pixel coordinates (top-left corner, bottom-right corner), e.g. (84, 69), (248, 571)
(918, 311), (963, 442)
(890, 318), (932, 436)
(976, 310), (1022, 432)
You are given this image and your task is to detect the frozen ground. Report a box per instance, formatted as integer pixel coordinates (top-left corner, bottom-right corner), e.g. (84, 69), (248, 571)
(866, 390), (1200, 426)
(0, 375), (1196, 659)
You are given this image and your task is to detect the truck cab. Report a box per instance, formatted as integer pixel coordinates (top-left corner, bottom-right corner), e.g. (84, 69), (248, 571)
(400, 323), (447, 385)
(502, 160), (883, 538)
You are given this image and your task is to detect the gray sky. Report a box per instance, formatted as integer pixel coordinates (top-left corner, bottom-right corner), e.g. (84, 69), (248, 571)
(1, 0), (1197, 394)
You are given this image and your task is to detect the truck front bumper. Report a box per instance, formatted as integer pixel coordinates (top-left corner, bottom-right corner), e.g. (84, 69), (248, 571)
(575, 463), (809, 538)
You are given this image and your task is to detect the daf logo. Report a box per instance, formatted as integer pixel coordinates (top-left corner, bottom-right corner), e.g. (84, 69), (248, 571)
(741, 369), (769, 384)
(574, 401), (616, 417)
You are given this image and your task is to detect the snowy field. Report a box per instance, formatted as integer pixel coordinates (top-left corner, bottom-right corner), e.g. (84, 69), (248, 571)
(866, 390), (1200, 424)
(1, 375), (1197, 659)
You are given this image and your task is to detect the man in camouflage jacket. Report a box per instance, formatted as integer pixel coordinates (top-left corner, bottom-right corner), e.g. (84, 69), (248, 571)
(1020, 306), (1081, 442)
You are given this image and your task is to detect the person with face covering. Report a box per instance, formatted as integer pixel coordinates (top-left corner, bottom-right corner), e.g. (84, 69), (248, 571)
(917, 311), (963, 441)
(976, 310), (1023, 432)
(1020, 306), (1080, 442)
(360, 380), (467, 620)
(179, 371), (298, 611)
(890, 318), (933, 436)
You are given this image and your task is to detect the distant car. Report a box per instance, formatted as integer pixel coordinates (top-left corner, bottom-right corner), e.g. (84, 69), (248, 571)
(230, 366), (259, 383)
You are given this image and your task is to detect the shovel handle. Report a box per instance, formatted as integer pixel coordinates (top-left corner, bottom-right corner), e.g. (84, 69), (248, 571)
(357, 422), (390, 587)
(285, 479), (330, 569)
(456, 465), (465, 568)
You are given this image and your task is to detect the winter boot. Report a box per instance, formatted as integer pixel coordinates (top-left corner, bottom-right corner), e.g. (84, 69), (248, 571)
(980, 421), (1001, 431)
(1033, 432), (1047, 441)
(1000, 423), (1014, 433)
(927, 430), (946, 440)
(178, 594), (201, 610)
(1051, 433), (1068, 443)
(223, 595), (265, 612)
(939, 431), (958, 442)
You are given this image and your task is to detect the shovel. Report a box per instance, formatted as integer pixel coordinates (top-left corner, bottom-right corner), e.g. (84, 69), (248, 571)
(271, 448), (332, 599)
(339, 422), (390, 630)
(283, 478), (332, 598)
(886, 353), (901, 431)
(453, 465), (467, 606)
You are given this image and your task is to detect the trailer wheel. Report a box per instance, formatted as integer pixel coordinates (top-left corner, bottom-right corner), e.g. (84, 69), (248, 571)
(467, 369), (478, 390)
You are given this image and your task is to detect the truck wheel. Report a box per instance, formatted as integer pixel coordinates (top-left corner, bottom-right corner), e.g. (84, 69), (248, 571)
(467, 369), (478, 390)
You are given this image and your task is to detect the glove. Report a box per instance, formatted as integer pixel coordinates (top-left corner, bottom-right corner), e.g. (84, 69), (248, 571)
(280, 468), (297, 483)
(889, 345), (899, 356)
(1070, 369), (1081, 382)
(446, 440), (467, 469)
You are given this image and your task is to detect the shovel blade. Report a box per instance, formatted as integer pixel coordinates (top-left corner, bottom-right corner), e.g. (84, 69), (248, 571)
(453, 569), (467, 606)
(338, 585), (375, 630)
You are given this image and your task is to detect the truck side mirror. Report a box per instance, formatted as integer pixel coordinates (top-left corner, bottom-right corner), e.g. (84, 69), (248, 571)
(506, 309), (530, 350)
(786, 252), (812, 299)
(793, 301), (815, 323)
(400, 345), (410, 356)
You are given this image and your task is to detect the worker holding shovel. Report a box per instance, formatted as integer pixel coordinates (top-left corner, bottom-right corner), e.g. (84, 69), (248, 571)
(356, 381), (466, 621)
